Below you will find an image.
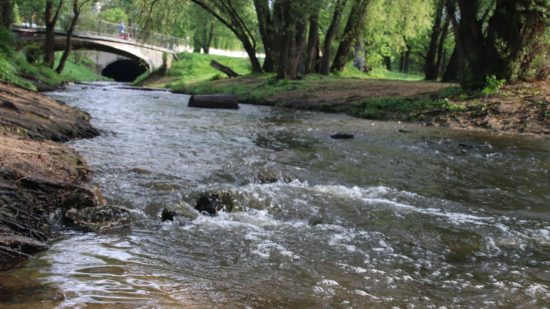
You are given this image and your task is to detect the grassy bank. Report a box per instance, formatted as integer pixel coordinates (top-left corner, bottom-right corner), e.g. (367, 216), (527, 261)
(174, 73), (456, 118)
(0, 27), (108, 91)
(137, 51), (548, 135)
(135, 52), (251, 88)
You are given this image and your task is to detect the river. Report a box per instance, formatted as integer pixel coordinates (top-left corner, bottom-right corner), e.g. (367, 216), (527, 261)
(1, 83), (549, 308)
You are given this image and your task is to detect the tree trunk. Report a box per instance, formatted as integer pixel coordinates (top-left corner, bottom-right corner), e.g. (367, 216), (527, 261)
(44, 0), (64, 68)
(320, 0), (347, 75)
(193, 27), (202, 53)
(210, 60), (240, 78)
(353, 39), (365, 70)
(292, 20), (307, 78)
(434, 15), (450, 79)
(443, 0), (464, 82)
(330, 0), (370, 73)
(384, 56), (392, 70)
(253, 0), (275, 72)
(403, 45), (411, 73)
(424, 0), (444, 80)
(0, 0), (14, 28)
(442, 45), (459, 82)
(56, 0), (81, 74)
(399, 52), (405, 72)
(201, 22), (214, 54)
(276, 0), (292, 79)
(190, 0), (263, 73)
(305, 12), (320, 73)
(455, 0), (486, 88)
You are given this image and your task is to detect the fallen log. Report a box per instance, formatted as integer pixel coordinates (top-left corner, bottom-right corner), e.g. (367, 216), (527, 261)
(210, 60), (240, 78)
(188, 94), (240, 109)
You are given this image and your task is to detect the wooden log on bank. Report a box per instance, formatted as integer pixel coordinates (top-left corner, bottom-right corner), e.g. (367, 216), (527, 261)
(188, 94), (240, 109)
(210, 60), (240, 78)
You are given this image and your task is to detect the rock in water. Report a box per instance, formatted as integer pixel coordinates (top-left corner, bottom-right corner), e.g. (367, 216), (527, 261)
(64, 206), (131, 233)
(188, 95), (239, 109)
(195, 192), (234, 216)
(161, 208), (175, 222)
(330, 133), (354, 140)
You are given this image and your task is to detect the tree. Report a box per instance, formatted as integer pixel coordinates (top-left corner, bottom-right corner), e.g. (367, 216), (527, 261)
(56, 0), (93, 73)
(0, 0), (15, 28)
(320, 0), (347, 75)
(450, 0), (549, 88)
(424, 0), (445, 80)
(188, 0), (263, 73)
(44, 0), (64, 68)
(330, 0), (370, 72)
(101, 7), (128, 23)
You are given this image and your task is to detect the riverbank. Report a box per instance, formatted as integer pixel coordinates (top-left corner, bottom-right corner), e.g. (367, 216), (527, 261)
(170, 75), (549, 135)
(0, 82), (127, 269)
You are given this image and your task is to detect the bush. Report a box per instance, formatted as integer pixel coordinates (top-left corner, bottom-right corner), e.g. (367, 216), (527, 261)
(482, 75), (506, 97)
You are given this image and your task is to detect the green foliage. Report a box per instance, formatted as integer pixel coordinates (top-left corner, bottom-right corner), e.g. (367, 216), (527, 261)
(364, 0), (435, 70)
(482, 75), (506, 97)
(101, 7), (128, 23)
(0, 27), (16, 55)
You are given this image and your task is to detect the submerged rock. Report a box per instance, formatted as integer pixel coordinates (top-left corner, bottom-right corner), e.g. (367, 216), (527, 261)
(161, 208), (176, 222)
(195, 192), (235, 216)
(330, 133), (354, 140)
(64, 206), (131, 233)
(188, 94), (239, 110)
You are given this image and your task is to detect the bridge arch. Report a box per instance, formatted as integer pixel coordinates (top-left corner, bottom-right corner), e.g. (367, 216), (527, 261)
(13, 27), (177, 72)
(102, 59), (148, 82)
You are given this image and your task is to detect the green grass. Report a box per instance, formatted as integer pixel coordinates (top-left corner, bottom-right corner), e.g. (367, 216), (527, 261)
(352, 86), (465, 120)
(152, 51), (461, 121)
(0, 51), (109, 91)
(336, 63), (425, 81)
(138, 51), (425, 89)
(177, 74), (330, 102)
(366, 67), (425, 81)
(166, 52), (251, 88)
(55, 54), (110, 82)
(0, 53), (36, 90)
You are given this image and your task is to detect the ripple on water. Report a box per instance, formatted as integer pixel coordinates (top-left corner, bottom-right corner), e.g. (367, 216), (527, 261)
(8, 83), (547, 308)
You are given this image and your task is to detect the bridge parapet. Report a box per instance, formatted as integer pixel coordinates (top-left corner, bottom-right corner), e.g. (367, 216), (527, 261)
(76, 20), (188, 52)
(14, 20), (188, 53)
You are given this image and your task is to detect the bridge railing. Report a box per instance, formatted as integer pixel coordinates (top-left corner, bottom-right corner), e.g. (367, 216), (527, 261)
(14, 20), (188, 53)
(75, 20), (188, 52)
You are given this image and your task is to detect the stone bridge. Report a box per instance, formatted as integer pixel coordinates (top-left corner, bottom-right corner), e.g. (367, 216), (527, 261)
(13, 26), (180, 72)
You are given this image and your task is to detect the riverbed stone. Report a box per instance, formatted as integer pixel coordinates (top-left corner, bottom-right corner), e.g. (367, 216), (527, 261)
(195, 192), (235, 216)
(64, 206), (131, 233)
(331, 133), (354, 139)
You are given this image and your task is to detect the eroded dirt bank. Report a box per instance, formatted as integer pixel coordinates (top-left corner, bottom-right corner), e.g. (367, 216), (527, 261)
(0, 82), (127, 269)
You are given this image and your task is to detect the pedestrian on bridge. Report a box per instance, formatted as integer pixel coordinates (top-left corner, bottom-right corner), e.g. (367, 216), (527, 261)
(118, 22), (128, 40)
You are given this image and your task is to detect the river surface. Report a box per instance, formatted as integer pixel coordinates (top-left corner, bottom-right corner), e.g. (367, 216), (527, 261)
(1, 82), (549, 308)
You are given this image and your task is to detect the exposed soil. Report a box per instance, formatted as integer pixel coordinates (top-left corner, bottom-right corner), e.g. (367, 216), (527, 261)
(0, 82), (127, 269)
(0, 82), (99, 141)
(423, 81), (550, 135)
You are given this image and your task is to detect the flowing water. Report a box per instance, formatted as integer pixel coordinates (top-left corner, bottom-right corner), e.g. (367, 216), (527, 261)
(1, 83), (549, 308)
